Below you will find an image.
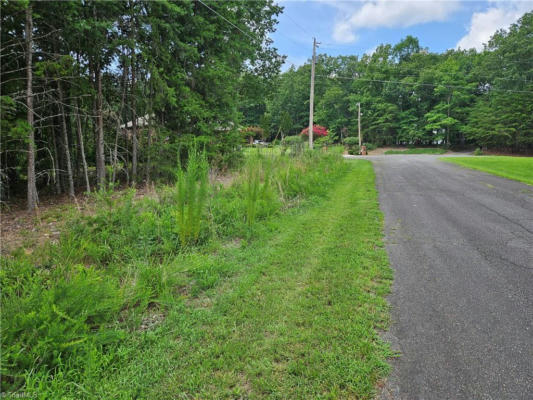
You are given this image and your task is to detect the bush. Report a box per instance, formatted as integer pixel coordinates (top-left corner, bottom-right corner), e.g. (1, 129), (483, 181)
(474, 148), (483, 156)
(315, 135), (335, 148)
(364, 143), (377, 151)
(343, 137), (360, 155)
(281, 135), (306, 156)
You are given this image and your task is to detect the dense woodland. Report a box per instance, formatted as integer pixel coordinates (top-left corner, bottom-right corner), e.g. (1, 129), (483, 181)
(1, 1), (532, 210)
(1, 0), (283, 208)
(263, 12), (533, 151)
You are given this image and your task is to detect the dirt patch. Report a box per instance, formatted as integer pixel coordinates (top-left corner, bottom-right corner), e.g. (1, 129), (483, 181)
(1, 194), (87, 255)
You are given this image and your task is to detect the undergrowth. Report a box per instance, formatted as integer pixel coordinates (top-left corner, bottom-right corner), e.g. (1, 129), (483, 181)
(1, 149), (348, 396)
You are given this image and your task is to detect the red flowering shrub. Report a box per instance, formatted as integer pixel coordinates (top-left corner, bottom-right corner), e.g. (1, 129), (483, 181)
(300, 125), (328, 137)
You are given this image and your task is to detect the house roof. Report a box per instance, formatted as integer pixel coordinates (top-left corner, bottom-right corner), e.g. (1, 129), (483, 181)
(120, 114), (155, 129)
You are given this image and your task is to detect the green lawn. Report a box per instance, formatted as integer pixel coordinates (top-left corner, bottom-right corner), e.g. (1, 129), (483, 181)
(96, 160), (393, 398)
(385, 148), (447, 155)
(441, 156), (533, 185)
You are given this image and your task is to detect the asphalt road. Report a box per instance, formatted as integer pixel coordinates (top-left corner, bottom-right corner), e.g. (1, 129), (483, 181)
(366, 155), (533, 400)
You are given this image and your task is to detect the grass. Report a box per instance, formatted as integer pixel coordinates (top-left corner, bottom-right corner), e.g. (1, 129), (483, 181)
(2, 153), (393, 398)
(441, 156), (533, 185)
(95, 160), (393, 399)
(384, 148), (447, 155)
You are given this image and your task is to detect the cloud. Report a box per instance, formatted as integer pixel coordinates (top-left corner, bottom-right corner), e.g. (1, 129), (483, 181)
(456, 2), (532, 50)
(331, 0), (461, 43)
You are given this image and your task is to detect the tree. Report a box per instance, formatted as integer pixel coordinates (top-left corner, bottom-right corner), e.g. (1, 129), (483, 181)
(25, 3), (38, 210)
(259, 113), (272, 141)
(279, 111), (292, 139)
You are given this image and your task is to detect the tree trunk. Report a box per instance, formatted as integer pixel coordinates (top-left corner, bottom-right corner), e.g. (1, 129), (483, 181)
(25, 4), (38, 211)
(75, 97), (90, 193)
(51, 127), (62, 195)
(145, 108), (152, 186)
(58, 81), (75, 197)
(95, 64), (105, 189)
(144, 73), (152, 186)
(131, 49), (138, 186)
(112, 52), (128, 185)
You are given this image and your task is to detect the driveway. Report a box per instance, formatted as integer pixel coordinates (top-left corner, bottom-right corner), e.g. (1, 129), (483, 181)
(361, 155), (533, 399)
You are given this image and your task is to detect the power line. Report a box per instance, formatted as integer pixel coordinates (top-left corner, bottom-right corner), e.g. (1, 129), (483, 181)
(316, 74), (533, 94)
(197, 0), (257, 42)
(198, 0), (314, 58)
(314, 59), (532, 84)
(283, 12), (312, 38)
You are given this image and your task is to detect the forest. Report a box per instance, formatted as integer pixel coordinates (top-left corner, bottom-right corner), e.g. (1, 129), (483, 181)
(1, 0), (284, 209)
(1, 3), (532, 209)
(263, 12), (533, 151)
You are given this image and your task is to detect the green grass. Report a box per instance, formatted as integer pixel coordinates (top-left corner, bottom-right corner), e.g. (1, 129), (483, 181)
(243, 146), (282, 157)
(384, 148), (447, 155)
(2, 154), (393, 399)
(98, 160), (393, 399)
(441, 156), (533, 185)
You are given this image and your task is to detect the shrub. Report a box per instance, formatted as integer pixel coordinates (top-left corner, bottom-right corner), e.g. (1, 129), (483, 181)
(474, 148), (483, 156)
(281, 135), (306, 156)
(315, 135), (335, 148)
(300, 125), (328, 137)
(343, 137), (360, 155)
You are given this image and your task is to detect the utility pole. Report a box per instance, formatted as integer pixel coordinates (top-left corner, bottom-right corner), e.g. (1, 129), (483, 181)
(308, 37), (319, 149)
(357, 102), (362, 148)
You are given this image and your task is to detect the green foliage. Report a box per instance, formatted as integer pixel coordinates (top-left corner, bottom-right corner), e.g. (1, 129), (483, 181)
(266, 13), (533, 153)
(1, 0), (284, 200)
(2, 150), (350, 395)
(279, 110), (293, 137)
(281, 135), (306, 156)
(174, 149), (209, 246)
(1, 259), (124, 391)
(343, 137), (360, 155)
(474, 148), (483, 156)
(259, 113), (272, 141)
(96, 160), (391, 399)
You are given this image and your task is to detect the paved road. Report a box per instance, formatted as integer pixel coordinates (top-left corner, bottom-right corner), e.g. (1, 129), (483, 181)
(366, 155), (533, 400)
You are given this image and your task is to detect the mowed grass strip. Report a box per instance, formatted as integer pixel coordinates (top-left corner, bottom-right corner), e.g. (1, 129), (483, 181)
(441, 156), (533, 185)
(97, 160), (393, 399)
(385, 148), (446, 155)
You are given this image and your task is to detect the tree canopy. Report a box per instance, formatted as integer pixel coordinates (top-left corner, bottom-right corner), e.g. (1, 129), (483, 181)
(265, 13), (532, 151)
(1, 0), (283, 207)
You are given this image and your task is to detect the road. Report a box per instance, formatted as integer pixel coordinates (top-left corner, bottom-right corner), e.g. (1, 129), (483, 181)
(365, 155), (533, 399)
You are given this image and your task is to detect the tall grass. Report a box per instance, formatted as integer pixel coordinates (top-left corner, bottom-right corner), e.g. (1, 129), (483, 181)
(1, 148), (349, 397)
(175, 148), (209, 245)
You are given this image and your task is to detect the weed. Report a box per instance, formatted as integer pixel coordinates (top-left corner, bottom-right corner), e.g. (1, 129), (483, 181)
(174, 148), (209, 246)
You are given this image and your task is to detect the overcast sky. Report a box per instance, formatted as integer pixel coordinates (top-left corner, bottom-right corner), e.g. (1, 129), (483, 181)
(270, 0), (533, 70)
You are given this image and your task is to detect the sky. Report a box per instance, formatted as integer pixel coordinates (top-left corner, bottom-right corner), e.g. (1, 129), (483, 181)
(270, 0), (533, 70)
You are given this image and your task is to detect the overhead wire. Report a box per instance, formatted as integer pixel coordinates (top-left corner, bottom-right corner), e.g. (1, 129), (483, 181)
(315, 73), (533, 94)
(198, 1), (532, 89)
(197, 0), (257, 42)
